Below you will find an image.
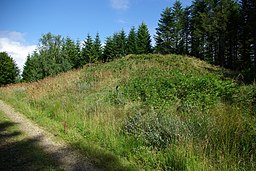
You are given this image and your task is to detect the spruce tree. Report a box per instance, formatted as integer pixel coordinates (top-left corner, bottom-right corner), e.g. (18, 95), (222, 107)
(103, 36), (116, 62)
(190, 0), (207, 58)
(240, 0), (255, 69)
(22, 54), (33, 82)
(118, 29), (127, 57)
(22, 52), (43, 82)
(75, 40), (81, 68)
(155, 7), (174, 54)
(93, 32), (102, 62)
(127, 26), (138, 54)
(62, 37), (78, 69)
(137, 22), (152, 54)
(171, 0), (185, 54)
(82, 34), (94, 64)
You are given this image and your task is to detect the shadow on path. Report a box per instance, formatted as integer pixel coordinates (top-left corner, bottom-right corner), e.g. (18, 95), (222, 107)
(0, 120), (62, 171)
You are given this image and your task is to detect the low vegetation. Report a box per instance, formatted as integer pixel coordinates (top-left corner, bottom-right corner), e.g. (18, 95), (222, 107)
(1, 54), (255, 170)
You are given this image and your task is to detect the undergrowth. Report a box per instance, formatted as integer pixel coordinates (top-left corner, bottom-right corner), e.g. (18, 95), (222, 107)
(0, 54), (255, 170)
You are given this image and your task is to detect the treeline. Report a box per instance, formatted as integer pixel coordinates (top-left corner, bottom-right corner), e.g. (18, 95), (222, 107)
(155, 0), (256, 82)
(22, 22), (152, 82)
(22, 0), (256, 82)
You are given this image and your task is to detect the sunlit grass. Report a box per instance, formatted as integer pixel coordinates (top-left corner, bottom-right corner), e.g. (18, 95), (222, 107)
(0, 54), (255, 170)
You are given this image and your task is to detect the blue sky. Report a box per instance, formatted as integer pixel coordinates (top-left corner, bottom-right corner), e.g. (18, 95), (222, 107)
(0, 0), (192, 70)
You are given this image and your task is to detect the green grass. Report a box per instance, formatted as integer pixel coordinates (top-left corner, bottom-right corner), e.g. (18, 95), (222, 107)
(0, 54), (256, 170)
(0, 110), (62, 171)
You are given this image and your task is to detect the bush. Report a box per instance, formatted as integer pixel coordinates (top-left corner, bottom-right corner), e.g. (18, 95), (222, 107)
(123, 109), (190, 149)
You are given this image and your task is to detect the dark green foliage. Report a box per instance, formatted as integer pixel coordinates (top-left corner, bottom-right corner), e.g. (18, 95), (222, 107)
(155, 7), (174, 54)
(117, 29), (127, 56)
(75, 40), (82, 68)
(62, 37), (80, 69)
(93, 33), (102, 62)
(0, 52), (19, 86)
(239, 0), (256, 81)
(102, 36), (115, 62)
(111, 30), (127, 58)
(22, 52), (44, 82)
(81, 34), (94, 63)
(39, 32), (72, 76)
(171, 0), (186, 54)
(190, 0), (207, 58)
(155, 1), (187, 55)
(127, 26), (138, 54)
(137, 22), (152, 54)
(22, 33), (75, 82)
(155, 0), (255, 82)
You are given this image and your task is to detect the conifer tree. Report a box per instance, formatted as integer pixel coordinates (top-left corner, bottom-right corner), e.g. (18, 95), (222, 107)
(127, 26), (138, 54)
(155, 7), (174, 54)
(93, 32), (102, 62)
(0, 52), (19, 86)
(239, 0), (256, 69)
(82, 34), (94, 63)
(62, 37), (78, 69)
(190, 0), (207, 58)
(137, 22), (152, 54)
(75, 40), (81, 68)
(118, 29), (127, 57)
(102, 36), (115, 62)
(22, 52), (44, 82)
(171, 0), (185, 54)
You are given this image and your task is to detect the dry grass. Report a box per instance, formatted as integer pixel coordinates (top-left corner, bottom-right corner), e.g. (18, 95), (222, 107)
(0, 54), (255, 170)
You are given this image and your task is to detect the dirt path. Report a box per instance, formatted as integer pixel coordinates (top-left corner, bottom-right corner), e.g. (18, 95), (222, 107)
(0, 100), (100, 171)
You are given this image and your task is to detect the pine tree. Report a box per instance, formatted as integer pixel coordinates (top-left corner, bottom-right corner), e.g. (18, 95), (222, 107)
(137, 22), (152, 54)
(127, 26), (138, 54)
(0, 52), (19, 86)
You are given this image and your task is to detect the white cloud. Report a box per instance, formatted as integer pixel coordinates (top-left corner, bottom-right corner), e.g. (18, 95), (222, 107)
(0, 31), (37, 72)
(111, 0), (129, 10)
(116, 19), (128, 24)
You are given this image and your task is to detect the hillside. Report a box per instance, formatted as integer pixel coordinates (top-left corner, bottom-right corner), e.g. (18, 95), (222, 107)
(0, 54), (256, 170)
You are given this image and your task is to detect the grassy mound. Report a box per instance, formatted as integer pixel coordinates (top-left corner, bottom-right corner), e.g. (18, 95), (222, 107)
(1, 54), (255, 170)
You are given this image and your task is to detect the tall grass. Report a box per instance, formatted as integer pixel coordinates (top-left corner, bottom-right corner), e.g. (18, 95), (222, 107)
(0, 54), (255, 170)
